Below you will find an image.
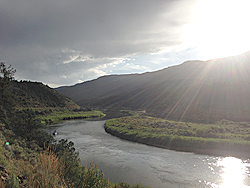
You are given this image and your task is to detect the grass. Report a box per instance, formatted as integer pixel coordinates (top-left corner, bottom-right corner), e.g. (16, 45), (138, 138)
(37, 109), (106, 125)
(31, 150), (68, 188)
(105, 115), (250, 156)
(0, 146), (68, 188)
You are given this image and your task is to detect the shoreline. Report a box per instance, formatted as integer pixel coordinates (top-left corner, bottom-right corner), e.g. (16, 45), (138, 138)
(104, 126), (250, 159)
(39, 110), (106, 125)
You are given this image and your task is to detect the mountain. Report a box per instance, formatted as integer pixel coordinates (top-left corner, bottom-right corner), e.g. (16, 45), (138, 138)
(56, 51), (250, 123)
(11, 80), (79, 109)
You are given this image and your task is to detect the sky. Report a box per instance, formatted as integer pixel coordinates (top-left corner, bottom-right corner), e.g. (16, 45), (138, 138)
(1, 0), (250, 87)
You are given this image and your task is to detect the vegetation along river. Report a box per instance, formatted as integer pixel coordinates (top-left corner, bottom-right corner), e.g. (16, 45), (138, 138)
(46, 120), (250, 188)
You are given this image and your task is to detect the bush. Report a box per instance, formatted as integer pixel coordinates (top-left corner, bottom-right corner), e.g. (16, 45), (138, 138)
(5, 174), (19, 188)
(80, 163), (110, 188)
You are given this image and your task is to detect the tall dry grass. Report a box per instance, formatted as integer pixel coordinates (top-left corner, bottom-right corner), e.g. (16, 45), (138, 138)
(0, 179), (5, 187)
(27, 149), (68, 188)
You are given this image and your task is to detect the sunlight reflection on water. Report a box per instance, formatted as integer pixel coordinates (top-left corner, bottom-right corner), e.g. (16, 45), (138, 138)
(46, 121), (250, 188)
(215, 157), (250, 188)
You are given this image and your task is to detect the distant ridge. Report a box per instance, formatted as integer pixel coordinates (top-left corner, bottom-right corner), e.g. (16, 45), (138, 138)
(56, 51), (250, 123)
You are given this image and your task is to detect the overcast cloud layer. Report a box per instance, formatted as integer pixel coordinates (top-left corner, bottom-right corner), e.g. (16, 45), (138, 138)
(1, 0), (249, 87)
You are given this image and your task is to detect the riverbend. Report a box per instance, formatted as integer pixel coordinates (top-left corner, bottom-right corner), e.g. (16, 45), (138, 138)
(47, 120), (250, 188)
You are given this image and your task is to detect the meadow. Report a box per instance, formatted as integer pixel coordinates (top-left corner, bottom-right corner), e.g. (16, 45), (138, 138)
(36, 108), (106, 125)
(105, 115), (250, 156)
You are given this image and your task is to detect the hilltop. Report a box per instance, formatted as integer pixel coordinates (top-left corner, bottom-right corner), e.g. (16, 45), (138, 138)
(11, 80), (79, 109)
(56, 51), (250, 123)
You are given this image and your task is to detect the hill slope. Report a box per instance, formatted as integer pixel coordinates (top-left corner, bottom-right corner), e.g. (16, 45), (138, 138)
(11, 80), (79, 109)
(56, 51), (250, 123)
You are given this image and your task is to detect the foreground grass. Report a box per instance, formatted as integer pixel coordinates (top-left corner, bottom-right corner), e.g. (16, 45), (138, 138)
(105, 115), (250, 157)
(37, 109), (106, 125)
(0, 145), (147, 188)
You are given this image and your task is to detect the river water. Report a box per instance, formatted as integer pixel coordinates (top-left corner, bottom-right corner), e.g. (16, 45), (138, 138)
(46, 120), (250, 188)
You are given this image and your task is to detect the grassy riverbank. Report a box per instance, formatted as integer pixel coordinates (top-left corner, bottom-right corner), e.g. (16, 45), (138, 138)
(105, 115), (250, 157)
(36, 108), (106, 125)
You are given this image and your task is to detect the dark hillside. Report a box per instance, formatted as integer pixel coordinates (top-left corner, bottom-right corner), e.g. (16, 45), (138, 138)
(11, 80), (79, 109)
(56, 74), (148, 102)
(56, 51), (250, 123)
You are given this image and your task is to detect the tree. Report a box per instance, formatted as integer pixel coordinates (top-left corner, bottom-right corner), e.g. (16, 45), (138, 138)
(0, 62), (16, 82)
(0, 62), (16, 125)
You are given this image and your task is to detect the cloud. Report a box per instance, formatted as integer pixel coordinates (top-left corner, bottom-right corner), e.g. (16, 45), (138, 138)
(0, 0), (198, 87)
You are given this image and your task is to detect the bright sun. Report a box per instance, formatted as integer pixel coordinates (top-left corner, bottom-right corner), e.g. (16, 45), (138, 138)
(184, 0), (250, 59)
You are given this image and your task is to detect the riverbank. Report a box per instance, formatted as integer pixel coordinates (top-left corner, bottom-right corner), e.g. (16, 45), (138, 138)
(104, 115), (250, 158)
(38, 109), (106, 125)
(48, 119), (250, 188)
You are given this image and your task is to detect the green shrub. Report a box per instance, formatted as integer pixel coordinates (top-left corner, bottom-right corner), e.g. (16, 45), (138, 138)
(5, 174), (19, 188)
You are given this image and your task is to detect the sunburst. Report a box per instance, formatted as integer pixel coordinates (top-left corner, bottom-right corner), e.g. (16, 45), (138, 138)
(184, 0), (250, 59)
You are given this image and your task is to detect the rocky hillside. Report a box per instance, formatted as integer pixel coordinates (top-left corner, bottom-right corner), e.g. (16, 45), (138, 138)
(56, 51), (250, 123)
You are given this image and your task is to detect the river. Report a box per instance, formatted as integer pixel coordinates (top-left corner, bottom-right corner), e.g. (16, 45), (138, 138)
(46, 120), (250, 188)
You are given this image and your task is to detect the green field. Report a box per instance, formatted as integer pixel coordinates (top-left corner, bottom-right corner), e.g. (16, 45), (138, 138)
(37, 109), (106, 125)
(105, 115), (250, 156)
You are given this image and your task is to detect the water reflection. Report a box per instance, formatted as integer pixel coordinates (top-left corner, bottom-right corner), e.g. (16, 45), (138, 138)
(218, 157), (249, 188)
